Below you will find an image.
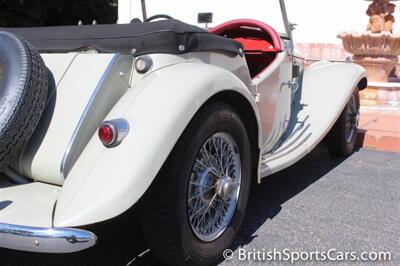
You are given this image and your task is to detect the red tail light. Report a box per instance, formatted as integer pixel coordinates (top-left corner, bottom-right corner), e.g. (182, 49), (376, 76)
(98, 119), (130, 148)
(98, 123), (115, 146)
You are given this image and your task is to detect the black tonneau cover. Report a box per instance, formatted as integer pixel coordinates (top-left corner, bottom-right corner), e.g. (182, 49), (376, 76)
(0, 20), (242, 56)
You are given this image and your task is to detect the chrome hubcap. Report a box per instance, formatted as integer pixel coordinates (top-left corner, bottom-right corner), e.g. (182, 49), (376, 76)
(187, 132), (241, 242)
(217, 176), (237, 200)
(345, 94), (359, 143)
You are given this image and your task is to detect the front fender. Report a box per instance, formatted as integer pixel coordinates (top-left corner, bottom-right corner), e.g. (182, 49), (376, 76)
(54, 61), (260, 227)
(305, 61), (366, 92)
(299, 61), (366, 151)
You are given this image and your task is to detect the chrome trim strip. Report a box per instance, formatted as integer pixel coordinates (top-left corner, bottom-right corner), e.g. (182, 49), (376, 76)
(0, 223), (97, 253)
(60, 54), (118, 179)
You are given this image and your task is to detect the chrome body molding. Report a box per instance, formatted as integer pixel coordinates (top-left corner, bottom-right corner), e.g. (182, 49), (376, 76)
(60, 54), (118, 179)
(0, 222), (97, 253)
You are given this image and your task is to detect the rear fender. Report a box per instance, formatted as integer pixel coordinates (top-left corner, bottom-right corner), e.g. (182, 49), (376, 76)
(54, 62), (261, 227)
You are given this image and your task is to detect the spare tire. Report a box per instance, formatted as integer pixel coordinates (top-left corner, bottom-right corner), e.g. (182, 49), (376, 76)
(0, 32), (48, 173)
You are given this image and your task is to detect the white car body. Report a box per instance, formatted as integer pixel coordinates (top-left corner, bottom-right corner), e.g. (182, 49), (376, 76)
(0, 0), (366, 255)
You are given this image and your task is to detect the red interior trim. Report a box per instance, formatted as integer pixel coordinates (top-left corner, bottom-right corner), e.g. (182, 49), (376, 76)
(209, 19), (283, 52)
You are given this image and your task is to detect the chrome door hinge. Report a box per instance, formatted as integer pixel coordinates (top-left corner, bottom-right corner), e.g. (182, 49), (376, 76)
(282, 80), (299, 94)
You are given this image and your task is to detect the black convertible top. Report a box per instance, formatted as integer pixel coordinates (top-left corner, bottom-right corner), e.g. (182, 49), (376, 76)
(0, 19), (243, 56)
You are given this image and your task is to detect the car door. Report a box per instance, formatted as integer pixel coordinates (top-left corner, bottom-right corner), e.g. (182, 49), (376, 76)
(255, 46), (293, 152)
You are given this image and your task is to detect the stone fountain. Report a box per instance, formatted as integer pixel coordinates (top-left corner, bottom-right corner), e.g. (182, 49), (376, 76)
(338, 0), (400, 107)
(338, 0), (400, 83)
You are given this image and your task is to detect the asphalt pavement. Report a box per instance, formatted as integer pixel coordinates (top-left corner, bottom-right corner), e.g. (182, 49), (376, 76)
(0, 147), (399, 266)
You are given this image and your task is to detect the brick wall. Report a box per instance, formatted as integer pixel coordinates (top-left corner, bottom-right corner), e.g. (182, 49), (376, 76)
(294, 43), (350, 61)
(294, 43), (400, 79)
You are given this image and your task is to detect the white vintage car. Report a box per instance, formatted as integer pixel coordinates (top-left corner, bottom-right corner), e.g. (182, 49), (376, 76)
(0, 0), (366, 265)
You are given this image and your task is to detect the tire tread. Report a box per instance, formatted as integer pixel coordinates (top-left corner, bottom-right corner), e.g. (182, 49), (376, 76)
(0, 35), (48, 173)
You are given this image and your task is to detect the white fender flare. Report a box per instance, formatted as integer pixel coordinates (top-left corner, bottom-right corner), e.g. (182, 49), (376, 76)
(54, 62), (261, 227)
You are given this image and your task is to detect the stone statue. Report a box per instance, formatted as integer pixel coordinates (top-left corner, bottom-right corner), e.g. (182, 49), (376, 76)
(383, 1), (396, 32)
(339, 0), (400, 82)
(367, 0), (396, 33)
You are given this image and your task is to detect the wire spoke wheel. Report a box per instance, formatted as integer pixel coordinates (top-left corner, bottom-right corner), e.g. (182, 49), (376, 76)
(140, 103), (251, 265)
(326, 89), (360, 157)
(187, 132), (241, 242)
(345, 93), (359, 143)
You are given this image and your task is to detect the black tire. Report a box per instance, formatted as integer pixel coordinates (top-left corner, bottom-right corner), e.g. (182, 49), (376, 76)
(0, 32), (48, 173)
(140, 102), (252, 265)
(326, 89), (360, 157)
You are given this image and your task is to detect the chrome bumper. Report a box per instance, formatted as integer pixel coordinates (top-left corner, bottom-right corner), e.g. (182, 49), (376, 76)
(0, 222), (97, 253)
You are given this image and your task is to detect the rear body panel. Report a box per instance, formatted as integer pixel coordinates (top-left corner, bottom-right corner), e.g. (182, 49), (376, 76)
(53, 53), (259, 227)
(0, 182), (60, 227)
(13, 54), (133, 185)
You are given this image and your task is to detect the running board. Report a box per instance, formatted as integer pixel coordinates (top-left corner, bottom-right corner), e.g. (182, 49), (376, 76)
(259, 63), (360, 179)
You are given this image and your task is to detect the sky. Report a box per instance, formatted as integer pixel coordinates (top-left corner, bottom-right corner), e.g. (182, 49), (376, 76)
(119, 0), (394, 44)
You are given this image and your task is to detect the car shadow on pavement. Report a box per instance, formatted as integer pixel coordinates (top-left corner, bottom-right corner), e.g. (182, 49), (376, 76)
(0, 145), (350, 266)
(228, 145), (349, 252)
